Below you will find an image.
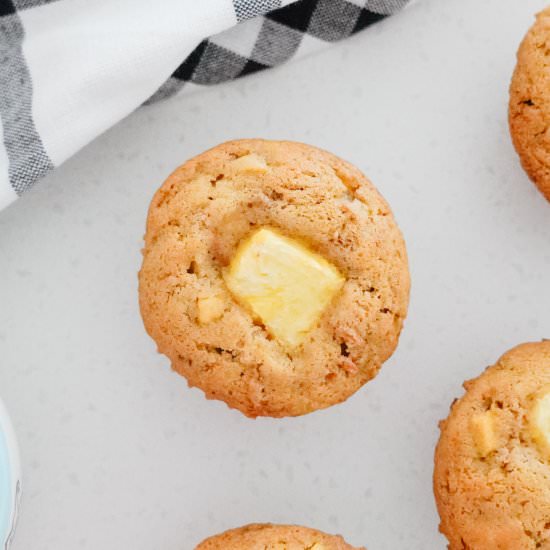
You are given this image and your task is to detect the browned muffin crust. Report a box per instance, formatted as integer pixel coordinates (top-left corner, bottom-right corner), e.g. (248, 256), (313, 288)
(509, 7), (550, 201)
(195, 523), (365, 549)
(139, 139), (409, 417)
(434, 341), (550, 549)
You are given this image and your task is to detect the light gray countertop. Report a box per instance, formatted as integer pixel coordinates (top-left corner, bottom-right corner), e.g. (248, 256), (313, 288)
(1, 0), (549, 548)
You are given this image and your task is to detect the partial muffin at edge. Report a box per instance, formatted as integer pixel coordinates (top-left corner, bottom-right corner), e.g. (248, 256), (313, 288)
(434, 341), (550, 549)
(195, 523), (365, 549)
(509, 6), (550, 201)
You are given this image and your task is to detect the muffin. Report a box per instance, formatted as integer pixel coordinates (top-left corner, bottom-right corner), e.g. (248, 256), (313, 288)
(509, 6), (550, 201)
(139, 139), (409, 417)
(434, 341), (550, 549)
(195, 523), (364, 549)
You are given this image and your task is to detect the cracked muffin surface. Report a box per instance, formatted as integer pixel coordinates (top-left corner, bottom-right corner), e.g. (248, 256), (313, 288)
(434, 341), (550, 550)
(509, 6), (550, 201)
(138, 139), (409, 417)
(194, 523), (365, 549)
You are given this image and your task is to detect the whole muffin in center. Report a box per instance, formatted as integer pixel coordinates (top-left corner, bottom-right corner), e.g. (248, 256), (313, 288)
(138, 139), (409, 417)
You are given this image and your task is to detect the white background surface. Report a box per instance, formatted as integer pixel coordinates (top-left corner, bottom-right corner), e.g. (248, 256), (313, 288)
(1, 0), (549, 548)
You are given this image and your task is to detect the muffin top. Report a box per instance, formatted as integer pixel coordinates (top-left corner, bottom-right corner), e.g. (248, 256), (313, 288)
(139, 139), (409, 417)
(195, 523), (364, 549)
(509, 6), (550, 201)
(434, 341), (550, 550)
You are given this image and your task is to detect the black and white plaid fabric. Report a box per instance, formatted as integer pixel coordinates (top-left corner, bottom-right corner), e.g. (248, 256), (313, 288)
(0, 0), (411, 210)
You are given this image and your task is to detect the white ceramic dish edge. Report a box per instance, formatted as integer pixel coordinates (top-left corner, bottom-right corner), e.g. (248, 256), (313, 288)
(0, 399), (21, 550)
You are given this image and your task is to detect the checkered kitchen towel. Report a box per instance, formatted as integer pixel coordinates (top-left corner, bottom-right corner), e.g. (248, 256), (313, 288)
(0, 0), (411, 211)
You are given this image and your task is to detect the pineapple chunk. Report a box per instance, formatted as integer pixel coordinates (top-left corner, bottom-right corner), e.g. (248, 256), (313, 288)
(309, 544), (326, 550)
(470, 410), (498, 457)
(197, 295), (225, 325)
(223, 228), (345, 348)
(529, 388), (550, 456)
(231, 153), (268, 173)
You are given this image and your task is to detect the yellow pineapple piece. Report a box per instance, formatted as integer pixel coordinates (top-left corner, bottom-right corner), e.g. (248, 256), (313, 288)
(223, 228), (345, 348)
(231, 153), (268, 173)
(470, 410), (498, 457)
(529, 388), (550, 456)
(197, 295), (225, 325)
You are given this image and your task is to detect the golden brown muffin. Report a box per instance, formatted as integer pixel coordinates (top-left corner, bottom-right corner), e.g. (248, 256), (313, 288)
(434, 341), (550, 549)
(139, 139), (409, 418)
(509, 6), (550, 201)
(195, 523), (365, 549)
